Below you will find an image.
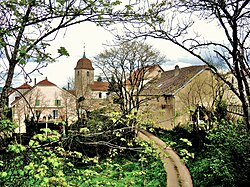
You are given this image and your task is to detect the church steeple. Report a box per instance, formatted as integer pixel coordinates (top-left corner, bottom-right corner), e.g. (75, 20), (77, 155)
(83, 43), (86, 58)
(75, 44), (94, 99)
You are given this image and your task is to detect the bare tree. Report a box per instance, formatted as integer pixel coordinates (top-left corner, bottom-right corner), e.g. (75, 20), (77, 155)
(117, 0), (250, 129)
(94, 41), (166, 115)
(0, 0), (140, 118)
(59, 89), (77, 122)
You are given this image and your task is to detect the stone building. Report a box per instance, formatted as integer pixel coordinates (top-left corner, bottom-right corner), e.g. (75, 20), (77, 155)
(139, 65), (237, 129)
(74, 53), (109, 110)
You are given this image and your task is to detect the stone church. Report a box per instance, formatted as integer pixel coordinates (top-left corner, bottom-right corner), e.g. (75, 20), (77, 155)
(74, 53), (109, 110)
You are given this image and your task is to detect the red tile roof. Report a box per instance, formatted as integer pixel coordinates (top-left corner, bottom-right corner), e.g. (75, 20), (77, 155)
(17, 83), (32, 89)
(74, 57), (94, 70)
(8, 83), (32, 95)
(36, 78), (56, 86)
(90, 81), (109, 91)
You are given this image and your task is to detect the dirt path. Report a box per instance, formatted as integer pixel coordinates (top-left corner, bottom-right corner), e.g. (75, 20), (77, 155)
(137, 129), (193, 187)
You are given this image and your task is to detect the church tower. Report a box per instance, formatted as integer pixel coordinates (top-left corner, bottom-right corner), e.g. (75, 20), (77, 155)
(74, 52), (94, 100)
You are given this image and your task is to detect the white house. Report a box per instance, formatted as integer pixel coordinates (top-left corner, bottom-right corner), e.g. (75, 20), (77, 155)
(10, 78), (77, 133)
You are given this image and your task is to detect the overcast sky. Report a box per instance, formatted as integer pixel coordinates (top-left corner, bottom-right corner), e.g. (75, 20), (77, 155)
(4, 18), (224, 88)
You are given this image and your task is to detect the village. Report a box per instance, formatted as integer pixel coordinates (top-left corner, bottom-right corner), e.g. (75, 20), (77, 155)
(8, 51), (241, 135)
(0, 0), (249, 186)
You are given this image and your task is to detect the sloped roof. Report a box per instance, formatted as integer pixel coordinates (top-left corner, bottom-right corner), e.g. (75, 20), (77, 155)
(67, 89), (76, 96)
(11, 78), (76, 106)
(143, 65), (208, 95)
(126, 64), (163, 85)
(36, 78), (56, 86)
(74, 57), (94, 70)
(89, 81), (109, 91)
(17, 83), (32, 89)
(8, 83), (32, 96)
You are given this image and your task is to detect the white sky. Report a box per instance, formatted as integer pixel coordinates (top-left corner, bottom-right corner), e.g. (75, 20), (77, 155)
(8, 18), (224, 88)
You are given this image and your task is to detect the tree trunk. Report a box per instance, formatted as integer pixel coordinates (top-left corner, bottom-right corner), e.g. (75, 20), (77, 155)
(0, 61), (17, 118)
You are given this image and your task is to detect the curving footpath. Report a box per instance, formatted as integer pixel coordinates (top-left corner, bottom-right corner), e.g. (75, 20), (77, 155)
(137, 129), (193, 187)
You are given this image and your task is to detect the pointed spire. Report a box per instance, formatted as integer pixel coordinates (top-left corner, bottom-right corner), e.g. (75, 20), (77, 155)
(83, 43), (86, 58)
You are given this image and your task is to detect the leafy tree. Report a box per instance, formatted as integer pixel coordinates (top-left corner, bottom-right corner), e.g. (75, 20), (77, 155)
(0, 0), (137, 118)
(120, 0), (250, 129)
(94, 41), (166, 115)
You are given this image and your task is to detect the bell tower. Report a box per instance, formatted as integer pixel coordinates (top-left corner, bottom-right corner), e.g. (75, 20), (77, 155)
(74, 49), (94, 100)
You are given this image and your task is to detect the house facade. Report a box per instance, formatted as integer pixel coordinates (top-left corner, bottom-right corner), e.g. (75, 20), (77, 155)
(10, 78), (77, 133)
(140, 65), (238, 129)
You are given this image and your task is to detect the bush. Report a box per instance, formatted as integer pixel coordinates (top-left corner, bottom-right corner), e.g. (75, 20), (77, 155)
(189, 120), (250, 187)
(153, 120), (250, 187)
(0, 110), (166, 186)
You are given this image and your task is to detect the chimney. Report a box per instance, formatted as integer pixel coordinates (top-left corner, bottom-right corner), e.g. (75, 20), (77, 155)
(68, 82), (70, 90)
(157, 70), (162, 78)
(34, 78), (37, 86)
(174, 65), (180, 76)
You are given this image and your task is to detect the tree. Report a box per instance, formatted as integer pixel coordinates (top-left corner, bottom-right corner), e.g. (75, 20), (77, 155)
(94, 41), (166, 115)
(97, 76), (103, 82)
(0, 0), (138, 118)
(119, 0), (250, 129)
(108, 74), (118, 93)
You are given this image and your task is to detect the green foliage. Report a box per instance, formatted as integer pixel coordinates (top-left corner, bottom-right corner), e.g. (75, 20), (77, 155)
(0, 109), (166, 186)
(189, 120), (250, 187)
(80, 154), (166, 187)
(0, 130), (79, 186)
(154, 120), (250, 187)
(0, 130), (165, 186)
(0, 118), (17, 132)
(57, 46), (69, 57)
(66, 109), (140, 159)
(214, 99), (228, 122)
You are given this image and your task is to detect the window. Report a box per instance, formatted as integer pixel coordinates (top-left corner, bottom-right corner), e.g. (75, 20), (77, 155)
(161, 104), (167, 109)
(35, 110), (41, 119)
(77, 71), (79, 76)
(99, 92), (102, 99)
(87, 71), (89, 76)
(53, 110), (58, 119)
(55, 99), (61, 106)
(35, 100), (40, 106)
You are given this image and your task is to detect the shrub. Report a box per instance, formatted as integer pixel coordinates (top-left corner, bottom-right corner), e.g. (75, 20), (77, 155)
(187, 120), (250, 186)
